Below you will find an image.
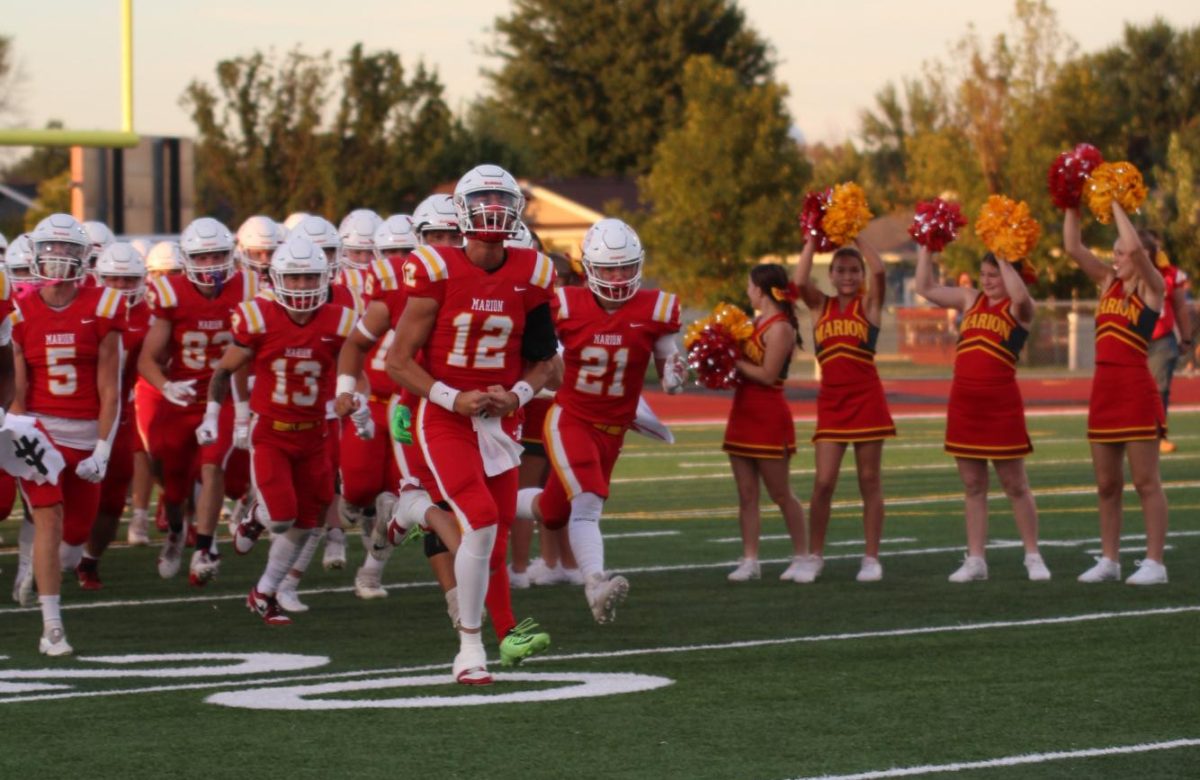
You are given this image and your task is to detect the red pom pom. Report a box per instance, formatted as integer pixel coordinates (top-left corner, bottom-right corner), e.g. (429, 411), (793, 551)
(798, 188), (836, 252)
(686, 327), (741, 390)
(1047, 143), (1104, 210)
(908, 198), (968, 252)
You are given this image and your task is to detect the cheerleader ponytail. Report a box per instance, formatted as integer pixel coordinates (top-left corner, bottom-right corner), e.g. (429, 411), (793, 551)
(750, 263), (804, 350)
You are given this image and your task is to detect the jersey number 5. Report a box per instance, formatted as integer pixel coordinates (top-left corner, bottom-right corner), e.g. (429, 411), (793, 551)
(46, 346), (78, 396)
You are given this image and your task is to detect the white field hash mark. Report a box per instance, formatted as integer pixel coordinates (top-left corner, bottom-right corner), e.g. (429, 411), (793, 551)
(786, 737), (1200, 780)
(0, 605), (1194, 706)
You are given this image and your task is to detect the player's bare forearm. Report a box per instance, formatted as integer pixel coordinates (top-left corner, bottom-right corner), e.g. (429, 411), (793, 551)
(96, 333), (121, 443)
(138, 317), (172, 390)
(10, 343), (26, 414)
(209, 369), (232, 407)
(386, 297), (437, 397)
(209, 345), (253, 407)
(523, 357), (557, 395)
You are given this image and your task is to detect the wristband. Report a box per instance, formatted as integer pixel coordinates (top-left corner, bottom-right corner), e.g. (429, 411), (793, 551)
(234, 400), (250, 420)
(91, 438), (112, 461)
(510, 381), (535, 408)
(336, 374), (358, 396)
(205, 401), (222, 419)
(429, 381), (460, 413)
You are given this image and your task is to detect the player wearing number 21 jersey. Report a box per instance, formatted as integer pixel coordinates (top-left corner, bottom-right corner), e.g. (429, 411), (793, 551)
(138, 218), (258, 583)
(211, 234), (355, 625)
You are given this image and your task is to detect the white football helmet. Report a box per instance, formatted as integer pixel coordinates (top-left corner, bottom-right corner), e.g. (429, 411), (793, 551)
(283, 212), (311, 231)
(412, 194), (462, 246)
(129, 238), (153, 258)
(373, 214), (418, 259)
(236, 215), (283, 277)
(582, 218), (643, 304)
(5, 234), (34, 280)
(269, 234), (330, 313)
(452, 164), (525, 243)
(505, 221), (538, 250)
(180, 217), (236, 287)
(82, 220), (116, 268)
(291, 215), (341, 266)
(338, 211), (381, 270)
(29, 214), (91, 283)
(145, 241), (185, 275)
(96, 242), (148, 305)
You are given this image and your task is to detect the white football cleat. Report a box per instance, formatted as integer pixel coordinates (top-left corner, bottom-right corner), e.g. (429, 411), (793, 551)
(948, 555), (988, 583)
(157, 531), (187, 579)
(188, 549), (221, 587)
(353, 567), (388, 600)
(856, 556), (883, 582)
(508, 565), (530, 590)
(452, 643), (492, 685)
(38, 626), (73, 657)
(584, 573), (630, 625)
(1077, 556), (1121, 583)
(1024, 553), (1051, 582)
(126, 514), (151, 546)
(727, 557), (760, 582)
(276, 582), (309, 613)
(322, 528), (347, 570)
(1125, 559), (1168, 585)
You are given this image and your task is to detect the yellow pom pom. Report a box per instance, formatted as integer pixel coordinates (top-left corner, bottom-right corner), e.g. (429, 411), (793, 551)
(1084, 161), (1148, 224)
(684, 303), (756, 356)
(973, 195), (1042, 261)
(823, 182), (874, 246)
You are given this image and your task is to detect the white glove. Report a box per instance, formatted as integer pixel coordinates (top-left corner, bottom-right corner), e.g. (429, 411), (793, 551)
(75, 440), (111, 483)
(350, 394), (375, 440)
(162, 379), (198, 407)
(233, 401), (251, 450)
(195, 402), (221, 446)
(661, 354), (687, 395)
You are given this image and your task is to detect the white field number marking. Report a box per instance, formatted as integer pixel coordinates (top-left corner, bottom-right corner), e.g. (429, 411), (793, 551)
(0, 652), (329, 681)
(206, 671), (673, 710)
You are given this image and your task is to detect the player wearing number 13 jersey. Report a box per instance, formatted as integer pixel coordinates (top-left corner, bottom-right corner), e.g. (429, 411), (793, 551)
(524, 219), (684, 625)
(388, 164), (559, 685)
(139, 217), (258, 581)
(209, 234), (355, 625)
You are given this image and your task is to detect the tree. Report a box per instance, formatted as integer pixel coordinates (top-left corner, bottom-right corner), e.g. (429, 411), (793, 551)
(484, 0), (774, 177)
(640, 56), (809, 307)
(23, 170), (71, 230)
(1146, 130), (1200, 281)
(0, 34), (21, 120)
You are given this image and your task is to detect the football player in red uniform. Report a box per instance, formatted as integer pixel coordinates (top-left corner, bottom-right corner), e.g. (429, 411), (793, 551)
(11, 214), (123, 656)
(76, 243), (152, 589)
(139, 217), (258, 584)
(207, 234), (357, 624)
(388, 165), (559, 683)
(516, 219), (684, 622)
(236, 215), (283, 285)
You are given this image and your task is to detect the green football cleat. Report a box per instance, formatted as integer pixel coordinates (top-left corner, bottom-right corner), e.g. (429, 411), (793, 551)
(499, 618), (551, 667)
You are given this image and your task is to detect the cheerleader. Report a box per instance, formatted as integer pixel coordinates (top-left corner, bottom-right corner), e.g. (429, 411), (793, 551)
(915, 247), (1049, 581)
(792, 236), (895, 582)
(723, 264), (809, 582)
(1063, 203), (1169, 584)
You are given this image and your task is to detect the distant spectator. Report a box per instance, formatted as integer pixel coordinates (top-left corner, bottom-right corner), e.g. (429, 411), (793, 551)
(1143, 232), (1193, 454)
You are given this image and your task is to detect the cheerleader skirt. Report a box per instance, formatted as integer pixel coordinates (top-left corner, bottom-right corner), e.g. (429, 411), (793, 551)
(813, 379), (896, 443)
(1087, 362), (1166, 443)
(944, 376), (1032, 459)
(722, 382), (796, 459)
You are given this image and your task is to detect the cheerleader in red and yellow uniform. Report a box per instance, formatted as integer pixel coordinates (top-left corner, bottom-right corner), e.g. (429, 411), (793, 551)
(915, 246), (1048, 582)
(722, 264), (808, 582)
(793, 236), (895, 583)
(1063, 203), (1168, 585)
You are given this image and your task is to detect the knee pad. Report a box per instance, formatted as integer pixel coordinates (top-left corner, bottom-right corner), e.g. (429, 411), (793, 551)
(424, 530), (450, 558)
(459, 524), (497, 561)
(268, 518), (296, 535)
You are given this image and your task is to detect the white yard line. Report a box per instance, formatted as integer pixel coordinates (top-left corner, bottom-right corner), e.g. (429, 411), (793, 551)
(1, 605), (1195, 705)
(785, 738), (1200, 780)
(708, 535), (919, 545)
(603, 531), (681, 540)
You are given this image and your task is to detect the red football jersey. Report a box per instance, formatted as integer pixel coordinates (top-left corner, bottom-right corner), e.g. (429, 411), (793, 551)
(405, 245), (556, 391)
(146, 272), (258, 405)
(13, 286), (125, 419)
(120, 299), (152, 417)
(360, 256), (410, 396)
(232, 297), (357, 423)
(553, 287), (680, 426)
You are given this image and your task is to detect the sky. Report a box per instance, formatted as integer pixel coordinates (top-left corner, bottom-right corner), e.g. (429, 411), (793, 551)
(3, 0), (1198, 147)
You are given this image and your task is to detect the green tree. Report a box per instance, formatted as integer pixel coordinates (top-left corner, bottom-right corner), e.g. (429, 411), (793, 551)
(485, 0), (774, 177)
(640, 56), (809, 307)
(1146, 130), (1200, 280)
(23, 169), (71, 230)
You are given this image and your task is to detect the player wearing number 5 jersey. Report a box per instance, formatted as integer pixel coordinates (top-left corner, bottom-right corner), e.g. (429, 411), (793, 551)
(10, 214), (124, 657)
(139, 217), (258, 583)
(208, 235), (355, 625)
(518, 219), (684, 624)
(388, 165), (559, 685)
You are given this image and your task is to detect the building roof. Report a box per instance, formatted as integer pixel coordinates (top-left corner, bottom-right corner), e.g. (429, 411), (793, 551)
(524, 177), (643, 216)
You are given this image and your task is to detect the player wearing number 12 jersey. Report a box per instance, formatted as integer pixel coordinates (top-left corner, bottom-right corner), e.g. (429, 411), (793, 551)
(209, 234), (356, 624)
(387, 165), (559, 684)
(139, 217), (258, 583)
(519, 219), (684, 624)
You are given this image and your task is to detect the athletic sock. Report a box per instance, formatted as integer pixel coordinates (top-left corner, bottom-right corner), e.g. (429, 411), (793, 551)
(255, 528), (307, 595)
(567, 492), (605, 580)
